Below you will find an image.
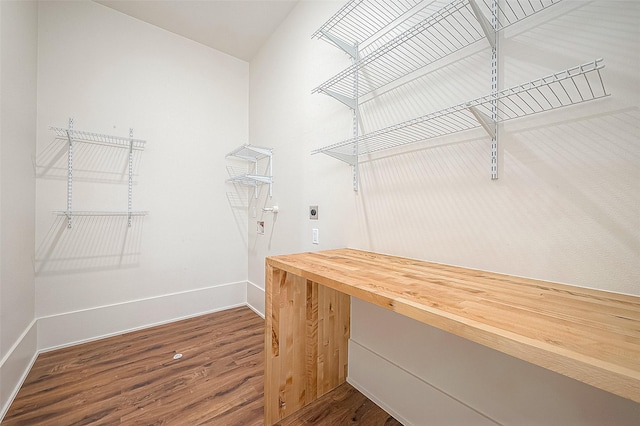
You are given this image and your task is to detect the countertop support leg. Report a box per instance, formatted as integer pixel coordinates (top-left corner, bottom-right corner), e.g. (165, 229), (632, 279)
(264, 265), (350, 425)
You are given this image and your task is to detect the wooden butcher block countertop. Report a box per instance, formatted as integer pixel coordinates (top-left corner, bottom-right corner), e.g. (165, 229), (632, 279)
(266, 248), (640, 403)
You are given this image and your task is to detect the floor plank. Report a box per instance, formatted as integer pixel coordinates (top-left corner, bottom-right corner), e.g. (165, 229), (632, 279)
(274, 382), (403, 426)
(3, 306), (401, 425)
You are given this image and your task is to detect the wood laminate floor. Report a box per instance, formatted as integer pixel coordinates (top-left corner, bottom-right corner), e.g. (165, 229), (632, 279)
(273, 382), (401, 426)
(3, 306), (401, 425)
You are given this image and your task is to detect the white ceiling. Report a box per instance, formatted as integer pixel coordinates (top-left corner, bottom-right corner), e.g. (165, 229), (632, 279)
(96, 0), (299, 62)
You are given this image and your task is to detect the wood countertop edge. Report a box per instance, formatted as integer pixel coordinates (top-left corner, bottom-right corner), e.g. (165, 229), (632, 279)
(269, 249), (640, 303)
(265, 251), (640, 403)
(392, 295), (640, 403)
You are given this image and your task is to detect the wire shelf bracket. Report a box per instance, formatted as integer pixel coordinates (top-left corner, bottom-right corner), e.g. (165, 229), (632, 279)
(318, 88), (358, 110)
(469, 0), (496, 48)
(50, 118), (148, 228)
(468, 105), (496, 139)
(316, 30), (358, 59)
(312, 59), (609, 166)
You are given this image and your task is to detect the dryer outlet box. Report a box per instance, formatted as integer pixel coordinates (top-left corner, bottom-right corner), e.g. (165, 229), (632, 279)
(309, 205), (319, 220)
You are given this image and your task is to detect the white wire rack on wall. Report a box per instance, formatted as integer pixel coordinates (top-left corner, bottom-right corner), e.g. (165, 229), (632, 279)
(226, 145), (273, 199)
(50, 118), (148, 228)
(313, 59), (609, 162)
(311, 0), (609, 190)
(313, 0), (561, 101)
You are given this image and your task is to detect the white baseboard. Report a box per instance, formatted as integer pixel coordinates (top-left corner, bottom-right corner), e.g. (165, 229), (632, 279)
(0, 319), (38, 422)
(246, 280), (265, 318)
(37, 281), (246, 352)
(2, 281), (255, 420)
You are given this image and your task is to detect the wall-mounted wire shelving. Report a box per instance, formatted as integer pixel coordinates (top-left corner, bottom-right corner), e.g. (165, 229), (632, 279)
(313, 0), (561, 101)
(312, 59), (609, 162)
(226, 145), (273, 198)
(312, 0), (609, 190)
(50, 118), (148, 228)
(52, 211), (149, 217)
(49, 126), (146, 150)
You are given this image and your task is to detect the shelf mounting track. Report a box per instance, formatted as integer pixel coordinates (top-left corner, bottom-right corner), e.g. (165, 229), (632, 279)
(128, 128), (135, 226)
(352, 42), (360, 191)
(66, 117), (74, 228)
(490, 0), (499, 179)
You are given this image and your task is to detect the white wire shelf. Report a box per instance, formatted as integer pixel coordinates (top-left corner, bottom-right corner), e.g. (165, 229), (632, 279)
(312, 0), (423, 53)
(226, 144), (272, 161)
(312, 59), (608, 163)
(226, 174), (273, 186)
(54, 211), (149, 217)
(226, 144), (273, 198)
(313, 0), (562, 101)
(226, 173), (273, 200)
(50, 127), (146, 150)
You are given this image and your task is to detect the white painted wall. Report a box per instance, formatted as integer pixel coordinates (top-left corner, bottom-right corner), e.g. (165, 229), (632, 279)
(0, 0), (38, 417)
(34, 1), (249, 350)
(248, 0), (640, 423)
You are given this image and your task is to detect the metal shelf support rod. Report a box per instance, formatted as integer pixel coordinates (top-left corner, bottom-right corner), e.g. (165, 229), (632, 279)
(128, 128), (134, 227)
(490, 0), (499, 180)
(267, 153), (273, 198)
(66, 117), (74, 228)
(253, 158), (259, 198)
(351, 42), (360, 191)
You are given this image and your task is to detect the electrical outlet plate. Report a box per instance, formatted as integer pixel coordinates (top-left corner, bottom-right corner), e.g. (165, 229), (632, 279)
(257, 221), (265, 235)
(309, 205), (318, 220)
